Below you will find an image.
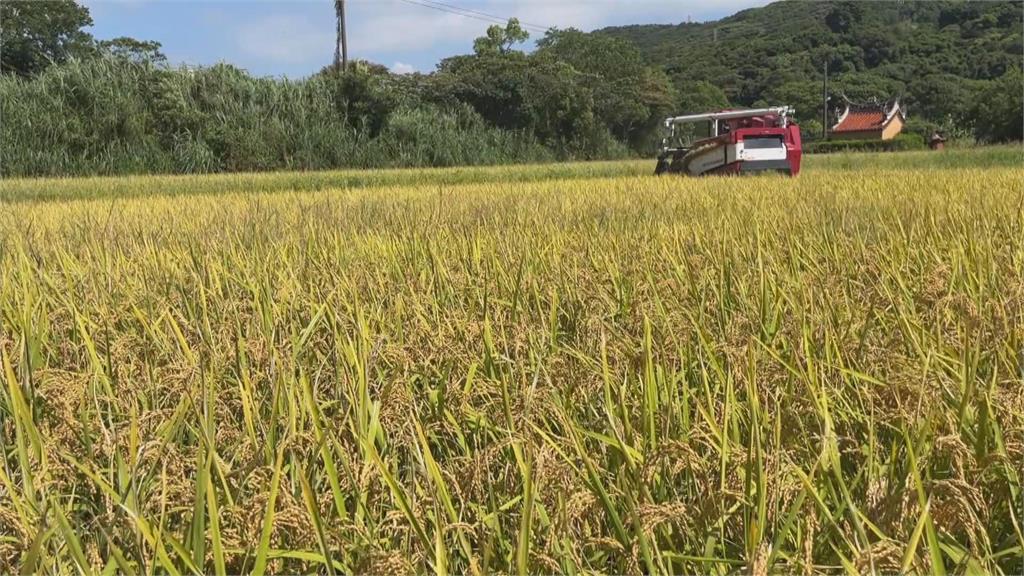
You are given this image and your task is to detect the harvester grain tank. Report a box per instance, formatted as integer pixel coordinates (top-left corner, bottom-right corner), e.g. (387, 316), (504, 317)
(655, 106), (802, 176)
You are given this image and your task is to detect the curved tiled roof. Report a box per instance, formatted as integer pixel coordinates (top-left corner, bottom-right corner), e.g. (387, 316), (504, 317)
(833, 110), (887, 132)
(832, 99), (904, 133)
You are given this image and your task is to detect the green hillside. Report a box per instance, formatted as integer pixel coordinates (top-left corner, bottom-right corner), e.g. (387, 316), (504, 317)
(597, 1), (1023, 140)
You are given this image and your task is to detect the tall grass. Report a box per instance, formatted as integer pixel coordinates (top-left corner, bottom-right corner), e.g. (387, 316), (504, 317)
(0, 157), (1022, 573)
(0, 58), (557, 178)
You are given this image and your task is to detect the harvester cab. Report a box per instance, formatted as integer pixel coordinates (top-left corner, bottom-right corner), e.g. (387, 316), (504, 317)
(654, 106), (802, 176)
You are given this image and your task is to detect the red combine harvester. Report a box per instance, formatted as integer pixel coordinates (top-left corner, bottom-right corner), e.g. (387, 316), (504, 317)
(654, 106), (802, 176)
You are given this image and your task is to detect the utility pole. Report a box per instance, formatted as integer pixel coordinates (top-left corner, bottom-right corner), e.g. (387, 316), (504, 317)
(334, 0), (348, 69)
(822, 59), (828, 140)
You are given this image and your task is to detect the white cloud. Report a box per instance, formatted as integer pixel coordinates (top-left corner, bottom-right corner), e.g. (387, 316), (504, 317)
(234, 13), (334, 66)
(391, 61), (417, 74)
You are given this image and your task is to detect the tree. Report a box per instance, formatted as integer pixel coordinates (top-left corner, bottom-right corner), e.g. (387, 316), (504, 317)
(970, 67), (1024, 142)
(0, 0), (94, 76)
(905, 73), (980, 126)
(98, 37), (166, 64)
(675, 80), (729, 115)
(536, 28), (673, 148)
(433, 50), (614, 157)
(472, 18), (529, 56)
(521, 58), (600, 153)
(759, 80), (824, 136)
(317, 60), (399, 136)
(855, 27), (897, 68)
(830, 72), (904, 104)
(433, 53), (533, 131)
(631, 67), (676, 150)
(825, 2), (865, 35)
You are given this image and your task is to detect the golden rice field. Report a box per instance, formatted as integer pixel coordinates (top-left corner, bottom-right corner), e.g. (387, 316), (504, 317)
(1, 149), (1023, 574)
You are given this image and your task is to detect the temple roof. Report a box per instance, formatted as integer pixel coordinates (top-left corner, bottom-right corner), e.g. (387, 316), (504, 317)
(832, 98), (904, 133)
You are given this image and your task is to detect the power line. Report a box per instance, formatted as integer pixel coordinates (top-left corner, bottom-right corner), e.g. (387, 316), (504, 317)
(395, 0), (549, 33)
(398, 0), (547, 32)
(416, 0), (549, 32)
(396, 0), (510, 27)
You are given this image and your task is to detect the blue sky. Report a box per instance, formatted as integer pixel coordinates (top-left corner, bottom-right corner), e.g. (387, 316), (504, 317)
(82, 0), (769, 78)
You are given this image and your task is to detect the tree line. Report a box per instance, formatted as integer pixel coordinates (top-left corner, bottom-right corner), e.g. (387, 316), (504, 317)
(0, 0), (1020, 178)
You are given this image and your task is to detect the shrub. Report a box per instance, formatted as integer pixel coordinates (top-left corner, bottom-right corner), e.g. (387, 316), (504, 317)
(806, 133), (926, 154)
(372, 103), (553, 167)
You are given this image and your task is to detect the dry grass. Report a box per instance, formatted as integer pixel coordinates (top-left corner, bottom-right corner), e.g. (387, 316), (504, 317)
(1, 155), (1022, 574)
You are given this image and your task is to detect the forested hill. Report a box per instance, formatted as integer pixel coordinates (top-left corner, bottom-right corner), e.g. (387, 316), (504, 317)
(596, 1), (1023, 141)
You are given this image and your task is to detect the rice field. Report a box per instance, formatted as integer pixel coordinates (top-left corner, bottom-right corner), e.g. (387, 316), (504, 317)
(1, 148), (1022, 574)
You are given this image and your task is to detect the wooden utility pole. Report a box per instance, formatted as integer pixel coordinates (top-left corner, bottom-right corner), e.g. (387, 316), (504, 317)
(822, 59), (828, 140)
(335, 0), (348, 69)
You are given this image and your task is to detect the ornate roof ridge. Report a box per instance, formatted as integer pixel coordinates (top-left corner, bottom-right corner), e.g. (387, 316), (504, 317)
(831, 93), (905, 132)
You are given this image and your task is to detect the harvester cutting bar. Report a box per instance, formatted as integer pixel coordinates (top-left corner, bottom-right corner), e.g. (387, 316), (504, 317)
(664, 106), (793, 127)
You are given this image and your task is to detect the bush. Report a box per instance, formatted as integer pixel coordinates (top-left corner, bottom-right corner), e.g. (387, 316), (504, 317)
(970, 67), (1024, 143)
(371, 103), (553, 167)
(805, 133), (926, 154)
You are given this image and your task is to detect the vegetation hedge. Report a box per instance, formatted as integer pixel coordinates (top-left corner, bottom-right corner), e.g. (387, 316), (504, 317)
(805, 133), (926, 154)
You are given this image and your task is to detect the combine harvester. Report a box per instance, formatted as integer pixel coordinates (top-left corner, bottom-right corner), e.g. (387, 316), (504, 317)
(654, 106), (802, 176)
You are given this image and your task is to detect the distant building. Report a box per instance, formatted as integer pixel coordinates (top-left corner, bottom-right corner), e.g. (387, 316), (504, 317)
(831, 98), (906, 140)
